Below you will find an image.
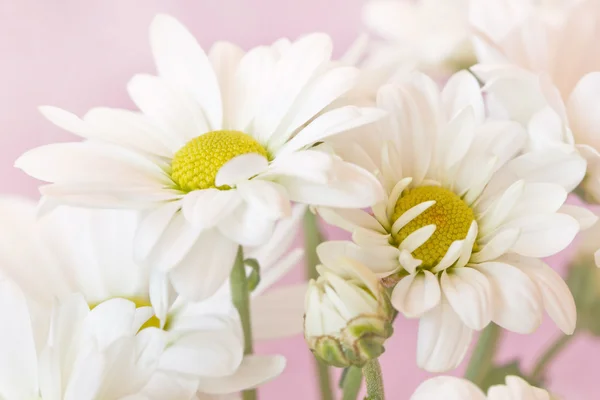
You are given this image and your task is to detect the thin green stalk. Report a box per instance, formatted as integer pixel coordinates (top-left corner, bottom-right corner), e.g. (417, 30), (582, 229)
(465, 323), (502, 385)
(363, 359), (385, 400)
(341, 367), (363, 400)
(304, 210), (334, 400)
(530, 334), (575, 383)
(230, 246), (256, 400)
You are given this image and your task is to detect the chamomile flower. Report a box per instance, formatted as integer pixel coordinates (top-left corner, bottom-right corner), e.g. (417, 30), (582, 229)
(411, 376), (550, 400)
(0, 279), (166, 400)
(470, 0), (600, 202)
(0, 197), (307, 398)
(15, 14), (384, 300)
(320, 71), (590, 372)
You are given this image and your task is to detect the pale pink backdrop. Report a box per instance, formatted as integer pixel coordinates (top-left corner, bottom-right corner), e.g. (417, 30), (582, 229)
(0, 1), (597, 398)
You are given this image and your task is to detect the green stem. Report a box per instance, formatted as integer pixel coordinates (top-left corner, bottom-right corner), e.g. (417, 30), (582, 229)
(530, 334), (575, 383)
(465, 323), (502, 386)
(303, 210), (334, 400)
(341, 367), (363, 400)
(230, 246), (257, 400)
(363, 359), (385, 400)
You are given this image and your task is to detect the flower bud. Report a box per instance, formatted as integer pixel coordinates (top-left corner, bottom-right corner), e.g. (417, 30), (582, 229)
(303, 255), (394, 368)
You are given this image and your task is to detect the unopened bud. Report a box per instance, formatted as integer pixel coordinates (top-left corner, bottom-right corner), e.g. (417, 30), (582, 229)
(303, 253), (393, 368)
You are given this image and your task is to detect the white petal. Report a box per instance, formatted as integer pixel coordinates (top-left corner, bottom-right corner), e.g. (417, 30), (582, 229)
(318, 207), (386, 234)
(159, 317), (243, 377)
(471, 228), (520, 263)
(474, 261), (543, 334)
(559, 205), (598, 230)
(253, 33), (333, 144)
(237, 180), (291, 220)
(252, 283), (307, 340)
(196, 355), (285, 394)
(150, 14), (222, 130)
(399, 224), (436, 253)
(281, 66), (360, 135)
(399, 250), (422, 274)
(84, 107), (178, 157)
(15, 141), (170, 186)
(278, 158), (384, 208)
(181, 189), (242, 229)
(391, 271), (441, 318)
(275, 106), (385, 156)
(517, 258), (576, 334)
(431, 239), (465, 273)
(134, 201), (182, 264)
(441, 268), (492, 330)
(215, 154), (269, 187)
(127, 74), (209, 141)
(0, 280), (39, 399)
(506, 213), (579, 258)
(317, 240), (400, 275)
(169, 230), (238, 301)
(417, 301), (473, 373)
(410, 376), (486, 400)
(391, 201), (436, 236)
(442, 70), (485, 122)
(218, 203), (275, 246)
(39, 106), (90, 137)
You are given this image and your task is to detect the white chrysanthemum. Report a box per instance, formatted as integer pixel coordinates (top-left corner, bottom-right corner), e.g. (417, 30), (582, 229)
(470, 0), (600, 202)
(411, 375), (550, 400)
(362, 0), (474, 76)
(320, 71), (592, 372)
(0, 197), (307, 399)
(14, 14), (384, 301)
(0, 279), (165, 400)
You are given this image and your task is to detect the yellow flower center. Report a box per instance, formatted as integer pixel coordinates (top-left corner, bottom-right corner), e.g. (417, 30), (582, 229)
(90, 296), (160, 330)
(171, 130), (268, 192)
(391, 186), (475, 268)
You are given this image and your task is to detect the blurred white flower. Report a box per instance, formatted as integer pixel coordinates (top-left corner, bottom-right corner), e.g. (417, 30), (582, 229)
(15, 13), (384, 302)
(0, 197), (307, 399)
(0, 279), (165, 400)
(410, 375), (549, 400)
(304, 248), (393, 367)
(322, 71), (589, 372)
(362, 0), (474, 77)
(470, 0), (600, 202)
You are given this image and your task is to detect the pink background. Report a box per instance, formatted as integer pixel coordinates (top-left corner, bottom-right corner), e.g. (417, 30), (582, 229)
(0, 1), (597, 398)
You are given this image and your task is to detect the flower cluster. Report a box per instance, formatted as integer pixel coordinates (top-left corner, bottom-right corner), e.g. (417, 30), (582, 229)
(6, 0), (600, 398)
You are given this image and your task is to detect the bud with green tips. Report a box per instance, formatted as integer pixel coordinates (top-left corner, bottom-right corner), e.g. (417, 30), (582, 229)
(303, 247), (394, 368)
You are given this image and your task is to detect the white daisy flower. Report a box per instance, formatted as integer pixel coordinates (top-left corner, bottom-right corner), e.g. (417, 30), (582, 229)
(411, 375), (550, 400)
(470, 0), (600, 201)
(362, 0), (475, 77)
(0, 278), (166, 400)
(14, 14), (385, 301)
(0, 197), (307, 399)
(320, 71), (590, 372)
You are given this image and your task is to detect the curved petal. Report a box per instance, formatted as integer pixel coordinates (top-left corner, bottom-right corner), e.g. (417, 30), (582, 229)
(181, 189), (242, 230)
(391, 271), (441, 318)
(506, 213), (579, 257)
(441, 268), (492, 330)
(410, 376), (486, 400)
(149, 14), (222, 130)
(196, 355), (286, 394)
(215, 154), (269, 188)
(474, 261), (543, 334)
(169, 230), (237, 301)
(515, 257), (576, 335)
(417, 301), (473, 373)
(237, 180), (291, 220)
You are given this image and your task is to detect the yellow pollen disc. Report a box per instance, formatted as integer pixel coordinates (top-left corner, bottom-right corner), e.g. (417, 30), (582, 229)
(90, 296), (160, 330)
(171, 130), (268, 192)
(391, 186), (475, 269)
